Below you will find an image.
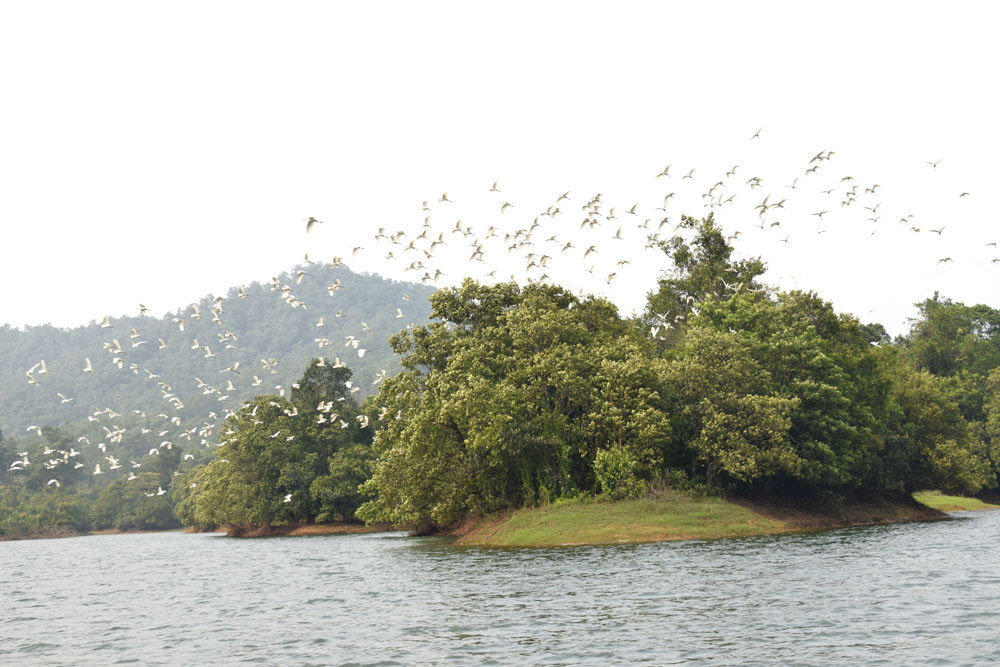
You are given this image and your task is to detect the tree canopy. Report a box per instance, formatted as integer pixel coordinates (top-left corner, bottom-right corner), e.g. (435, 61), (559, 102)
(188, 360), (373, 533)
(358, 215), (995, 531)
(358, 280), (671, 530)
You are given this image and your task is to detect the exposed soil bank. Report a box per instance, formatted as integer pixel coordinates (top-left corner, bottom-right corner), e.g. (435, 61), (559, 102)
(452, 492), (954, 548)
(224, 521), (390, 538)
(89, 527), (185, 536)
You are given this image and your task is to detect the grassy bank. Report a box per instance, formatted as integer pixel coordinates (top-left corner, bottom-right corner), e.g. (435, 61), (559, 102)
(453, 491), (948, 548)
(912, 491), (999, 511)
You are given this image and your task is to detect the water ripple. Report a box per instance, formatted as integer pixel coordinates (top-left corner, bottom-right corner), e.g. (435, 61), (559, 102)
(2, 514), (1000, 664)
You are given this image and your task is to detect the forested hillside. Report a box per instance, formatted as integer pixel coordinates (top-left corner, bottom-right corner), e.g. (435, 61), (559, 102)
(0, 263), (434, 437)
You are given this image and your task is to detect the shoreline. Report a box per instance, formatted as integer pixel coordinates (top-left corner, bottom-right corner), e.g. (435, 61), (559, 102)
(0, 526), (186, 543)
(222, 521), (389, 538)
(0, 523), (385, 543)
(3, 493), (995, 545)
(450, 491), (987, 548)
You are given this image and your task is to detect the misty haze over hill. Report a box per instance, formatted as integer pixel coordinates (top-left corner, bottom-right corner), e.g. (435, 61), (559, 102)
(0, 264), (434, 437)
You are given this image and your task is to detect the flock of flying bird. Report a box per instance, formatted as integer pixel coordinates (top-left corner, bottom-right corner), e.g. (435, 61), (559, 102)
(13, 131), (998, 499)
(14, 259), (406, 495)
(353, 142), (996, 305)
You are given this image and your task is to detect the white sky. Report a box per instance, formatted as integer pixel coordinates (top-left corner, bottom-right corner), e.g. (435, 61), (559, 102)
(1, 1), (998, 335)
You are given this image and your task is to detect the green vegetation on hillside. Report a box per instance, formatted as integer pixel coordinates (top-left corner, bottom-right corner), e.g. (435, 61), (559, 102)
(1, 264), (429, 539)
(1, 359), (374, 539)
(0, 264), (433, 438)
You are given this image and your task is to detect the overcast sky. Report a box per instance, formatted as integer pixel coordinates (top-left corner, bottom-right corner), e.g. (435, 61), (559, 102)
(1, 1), (997, 335)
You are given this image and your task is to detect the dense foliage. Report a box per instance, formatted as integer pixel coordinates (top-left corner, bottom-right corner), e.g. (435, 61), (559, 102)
(358, 215), (998, 531)
(357, 281), (671, 529)
(1, 360), (374, 538)
(3, 216), (999, 540)
(1, 424), (192, 538)
(186, 361), (374, 533)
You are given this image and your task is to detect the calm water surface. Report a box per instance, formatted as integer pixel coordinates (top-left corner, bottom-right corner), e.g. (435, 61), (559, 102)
(2, 511), (998, 665)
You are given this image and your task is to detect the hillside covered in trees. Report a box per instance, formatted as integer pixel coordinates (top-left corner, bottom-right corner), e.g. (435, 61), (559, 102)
(0, 263), (434, 437)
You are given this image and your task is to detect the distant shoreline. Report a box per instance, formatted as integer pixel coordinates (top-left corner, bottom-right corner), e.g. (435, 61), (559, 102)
(0, 526), (187, 542)
(0, 523), (386, 542)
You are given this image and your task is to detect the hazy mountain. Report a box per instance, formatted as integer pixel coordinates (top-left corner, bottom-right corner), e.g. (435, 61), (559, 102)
(0, 263), (435, 437)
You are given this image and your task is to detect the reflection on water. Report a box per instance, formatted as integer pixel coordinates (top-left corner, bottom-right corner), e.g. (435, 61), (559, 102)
(2, 512), (999, 665)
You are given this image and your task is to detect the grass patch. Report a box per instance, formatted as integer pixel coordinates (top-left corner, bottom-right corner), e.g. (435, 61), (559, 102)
(912, 491), (998, 512)
(457, 491), (788, 547)
(455, 491), (947, 548)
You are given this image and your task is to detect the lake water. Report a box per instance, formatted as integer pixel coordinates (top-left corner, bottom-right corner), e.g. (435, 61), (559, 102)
(2, 511), (999, 665)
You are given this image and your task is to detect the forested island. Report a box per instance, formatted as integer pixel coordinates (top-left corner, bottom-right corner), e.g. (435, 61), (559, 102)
(3, 216), (999, 543)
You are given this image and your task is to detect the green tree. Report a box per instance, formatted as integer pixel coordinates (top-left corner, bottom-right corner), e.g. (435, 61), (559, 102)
(875, 352), (984, 494)
(292, 362), (355, 409)
(905, 294), (1000, 421)
(644, 213), (766, 343)
(661, 327), (801, 490)
(91, 472), (178, 531)
(310, 444), (375, 522)
(192, 359), (374, 531)
(359, 280), (671, 530)
(193, 395), (314, 530)
(172, 464), (210, 528)
(689, 290), (893, 494)
(142, 445), (183, 489)
(980, 368), (1000, 490)
(907, 294), (1000, 378)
